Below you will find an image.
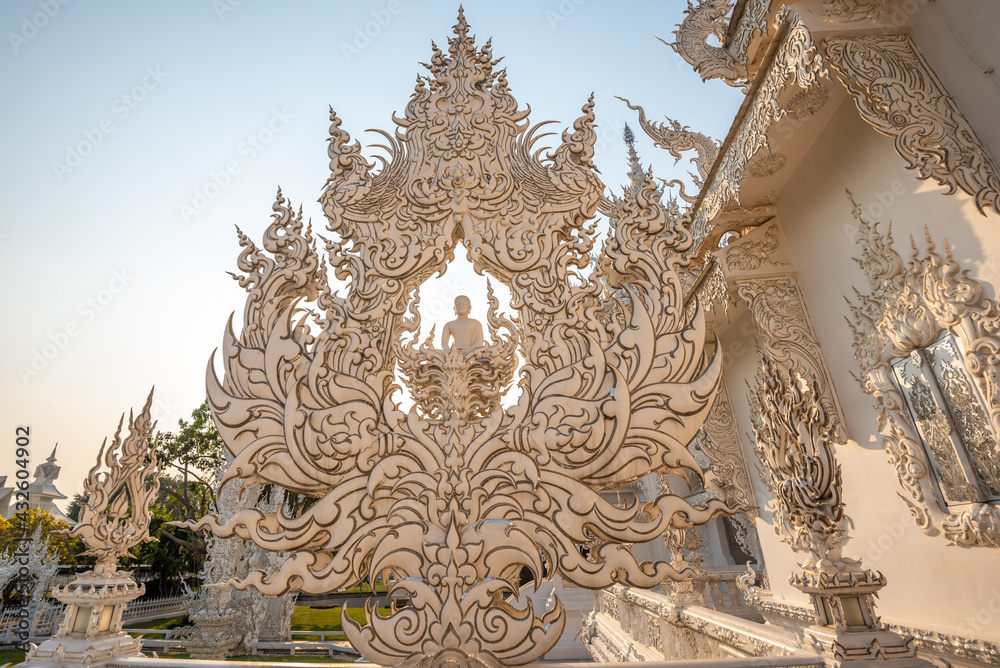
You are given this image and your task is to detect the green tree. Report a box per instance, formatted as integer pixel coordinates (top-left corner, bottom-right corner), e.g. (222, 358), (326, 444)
(66, 493), (85, 522)
(155, 400), (226, 556)
(0, 508), (89, 568)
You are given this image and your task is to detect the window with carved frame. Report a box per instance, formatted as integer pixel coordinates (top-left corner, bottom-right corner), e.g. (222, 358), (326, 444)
(845, 198), (1000, 548)
(890, 334), (1000, 507)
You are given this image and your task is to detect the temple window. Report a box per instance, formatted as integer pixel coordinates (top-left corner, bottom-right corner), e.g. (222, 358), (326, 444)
(891, 334), (1000, 506)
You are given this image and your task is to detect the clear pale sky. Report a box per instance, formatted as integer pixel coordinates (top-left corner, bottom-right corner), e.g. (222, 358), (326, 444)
(0, 0), (742, 504)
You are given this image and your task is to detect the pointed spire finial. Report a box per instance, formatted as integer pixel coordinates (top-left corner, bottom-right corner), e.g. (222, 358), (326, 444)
(623, 123), (645, 192)
(455, 5), (469, 39)
(623, 123), (636, 148)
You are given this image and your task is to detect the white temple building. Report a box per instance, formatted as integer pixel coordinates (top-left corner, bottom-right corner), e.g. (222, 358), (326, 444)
(580, 1), (1000, 666)
(0, 445), (73, 524)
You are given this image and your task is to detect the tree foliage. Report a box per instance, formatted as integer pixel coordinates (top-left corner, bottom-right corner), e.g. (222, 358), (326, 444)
(154, 400), (226, 556)
(0, 509), (88, 567)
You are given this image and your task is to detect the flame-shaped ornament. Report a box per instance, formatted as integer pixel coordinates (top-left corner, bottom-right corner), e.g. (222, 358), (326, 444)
(190, 10), (737, 666)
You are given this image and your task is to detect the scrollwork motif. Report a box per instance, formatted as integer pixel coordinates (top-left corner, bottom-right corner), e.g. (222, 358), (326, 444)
(825, 35), (1000, 216)
(730, 0), (769, 70)
(695, 375), (757, 511)
(749, 356), (854, 572)
(69, 388), (160, 575)
(693, 9), (827, 245)
(724, 224), (785, 272)
(617, 98), (720, 190)
(736, 275), (848, 443)
(845, 194), (1000, 548)
(190, 11), (737, 666)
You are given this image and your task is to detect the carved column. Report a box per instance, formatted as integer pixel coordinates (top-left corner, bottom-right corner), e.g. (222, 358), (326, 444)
(748, 356), (927, 668)
(721, 220), (849, 443)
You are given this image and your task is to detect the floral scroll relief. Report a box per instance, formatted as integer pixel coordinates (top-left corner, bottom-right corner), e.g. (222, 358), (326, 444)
(724, 224), (786, 272)
(735, 275), (849, 444)
(824, 34), (1000, 217)
(749, 355), (854, 573)
(730, 0), (770, 71)
(695, 374), (758, 513)
(845, 196), (1000, 548)
(189, 11), (739, 667)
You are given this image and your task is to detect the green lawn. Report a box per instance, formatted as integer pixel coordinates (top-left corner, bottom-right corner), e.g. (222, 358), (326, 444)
(142, 615), (187, 630)
(227, 655), (354, 663)
(288, 605), (390, 640)
(336, 580), (389, 594)
(0, 649), (25, 666)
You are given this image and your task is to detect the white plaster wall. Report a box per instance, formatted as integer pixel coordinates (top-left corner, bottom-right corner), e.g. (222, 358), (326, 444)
(909, 0), (1000, 165)
(767, 95), (1000, 640)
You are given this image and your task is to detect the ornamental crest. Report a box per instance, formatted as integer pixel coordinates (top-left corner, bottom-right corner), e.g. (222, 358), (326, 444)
(192, 11), (734, 666)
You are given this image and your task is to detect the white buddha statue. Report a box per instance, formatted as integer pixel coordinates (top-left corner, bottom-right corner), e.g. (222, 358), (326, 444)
(441, 295), (485, 352)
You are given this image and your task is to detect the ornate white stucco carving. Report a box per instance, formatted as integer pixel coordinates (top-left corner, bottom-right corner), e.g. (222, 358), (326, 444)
(19, 526), (58, 601)
(67, 390), (161, 575)
(735, 275), (848, 443)
(746, 151), (787, 178)
(693, 9), (827, 244)
(845, 197), (1000, 548)
(811, 0), (895, 24)
(749, 356), (853, 572)
(824, 34), (1000, 217)
(885, 623), (1000, 666)
(667, 0), (747, 87)
(695, 375), (758, 512)
(617, 97), (720, 190)
(585, 584), (811, 662)
(724, 223), (786, 272)
(785, 84), (831, 121)
(25, 391), (160, 667)
(178, 461), (295, 658)
(730, 0), (770, 70)
(191, 11), (737, 666)
(2, 526), (61, 640)
(736, 564), (817, 624)
(727, 513), (763, 565)
(396, 285), (518, 422)
(747, 358), (920, 665)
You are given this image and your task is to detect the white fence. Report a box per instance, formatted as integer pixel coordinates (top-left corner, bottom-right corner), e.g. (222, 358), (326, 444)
(0, 598), (64, 643)
(0, 594), (188, 644)
(122, 595), (189, 624)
